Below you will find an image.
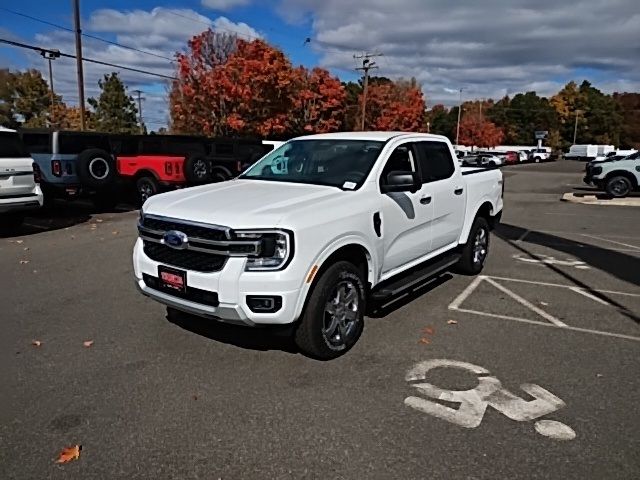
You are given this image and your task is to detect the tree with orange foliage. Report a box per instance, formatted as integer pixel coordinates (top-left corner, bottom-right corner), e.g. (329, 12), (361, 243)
(361, 78), (425, 131)
(170, 31), (344, 137)
(458, 115), (505, 148)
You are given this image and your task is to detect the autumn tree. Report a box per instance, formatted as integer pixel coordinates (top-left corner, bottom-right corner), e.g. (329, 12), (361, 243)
(88, 73), (139, 134)
(289, 67), (345, 134)
(51, 104), (92, 130)
(0, 69), (61, 127)
(613, 92), (640, 148)
(362, 78), (425, 131)
(458, 115), (504, 148)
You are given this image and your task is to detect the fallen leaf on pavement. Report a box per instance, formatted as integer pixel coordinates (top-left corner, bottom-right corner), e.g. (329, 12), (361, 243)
(33, 270), (38, 274)
(418, 337), (431, 345)
(23, 247), (30, 251)
(112, 231), (119, 235)
(95, 219), (103, 223)
(19, 260), (30, 264)
(56, 445), (81, 464)
(422, 326), (435, 335)
(192, 395), (198, 400)
(32, 340), (42, 347)
(540, 301), (549, 306)
(16, 240), (24, 244)
(83, 340), (94, 348)
(447, 319), (458, 325)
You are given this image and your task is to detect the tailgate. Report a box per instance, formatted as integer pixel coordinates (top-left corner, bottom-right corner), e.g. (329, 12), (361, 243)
(0, 159), (36, 198)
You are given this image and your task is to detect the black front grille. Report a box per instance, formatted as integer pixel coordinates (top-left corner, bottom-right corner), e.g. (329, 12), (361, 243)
(143, 241), (226, 272)
(141, 217), (228, 241)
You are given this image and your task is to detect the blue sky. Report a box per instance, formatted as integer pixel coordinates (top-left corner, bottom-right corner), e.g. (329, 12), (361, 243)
(1, 0), (638, 130)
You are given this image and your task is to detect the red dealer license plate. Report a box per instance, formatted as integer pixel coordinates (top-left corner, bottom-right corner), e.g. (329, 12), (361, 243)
(158, 266), (186, 293)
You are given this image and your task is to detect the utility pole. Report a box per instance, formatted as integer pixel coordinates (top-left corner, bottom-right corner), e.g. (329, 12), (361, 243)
(133, 89), (144, 134)
(41, 49), (60, 126)
(479, 100), (483, 122)
(354, 52), (382, 131)
(73, 0), (86, 130)
(573, 110), (581, 144)
(455, 88), (463, 147)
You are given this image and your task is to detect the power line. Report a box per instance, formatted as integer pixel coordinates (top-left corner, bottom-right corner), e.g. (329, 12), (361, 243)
(0, 7), (175, 63)
(354, 52), (383, 130)
(0, 37), (177, 80)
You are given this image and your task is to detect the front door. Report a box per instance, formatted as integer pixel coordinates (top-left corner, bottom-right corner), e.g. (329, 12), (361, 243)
(379, 142), (435, 275)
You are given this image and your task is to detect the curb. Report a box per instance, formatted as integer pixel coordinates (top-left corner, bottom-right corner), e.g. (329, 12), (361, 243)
(561, 193), (640, 207)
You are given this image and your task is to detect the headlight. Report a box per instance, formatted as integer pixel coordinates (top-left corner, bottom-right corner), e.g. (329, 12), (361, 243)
(235, 230), (293, 271)
(591, 166), (602, 175)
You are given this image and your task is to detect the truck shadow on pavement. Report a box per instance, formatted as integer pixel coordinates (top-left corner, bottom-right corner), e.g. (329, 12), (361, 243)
(495, 223), (640, 324)
(166, 309), (299, 355)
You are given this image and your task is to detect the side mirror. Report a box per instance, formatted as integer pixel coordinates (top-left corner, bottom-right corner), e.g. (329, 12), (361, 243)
(382, 170), (420, 193)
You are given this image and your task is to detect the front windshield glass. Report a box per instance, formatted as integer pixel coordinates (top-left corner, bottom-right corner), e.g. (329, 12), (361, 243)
(240, 139), (384, 189)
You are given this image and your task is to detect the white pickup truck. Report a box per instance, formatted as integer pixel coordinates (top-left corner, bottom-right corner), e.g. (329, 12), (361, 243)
(0, 127), (43, 229)
(133, 132), (503, 359)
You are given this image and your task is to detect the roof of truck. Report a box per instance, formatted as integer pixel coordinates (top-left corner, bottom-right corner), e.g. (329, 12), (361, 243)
(292, 131), (449, 142)
(0, 126), (17, 133)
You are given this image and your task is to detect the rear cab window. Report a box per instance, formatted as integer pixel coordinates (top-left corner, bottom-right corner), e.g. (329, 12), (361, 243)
(21, 132), (52, 154)
(58, 132), (111, 154)
(414, 141), (455, 183)
(0, 131), (29, 158)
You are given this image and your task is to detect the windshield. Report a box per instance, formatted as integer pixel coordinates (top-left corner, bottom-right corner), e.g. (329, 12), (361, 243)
(240, 139), (384, 189)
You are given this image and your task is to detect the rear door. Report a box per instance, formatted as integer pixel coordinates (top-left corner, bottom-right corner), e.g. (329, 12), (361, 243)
(414, 141), (466, 252)
(379, 141), (435, 275)
(0, 131), (36, 198)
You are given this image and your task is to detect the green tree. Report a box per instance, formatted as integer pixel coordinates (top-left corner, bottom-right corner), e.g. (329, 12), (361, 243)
(88, 73), (139, 133)
(613, 92), (640, 148)
(578, 80), (621, 145)
(426, 104), (456, 140)
(0, 69), (18, 127)
(342, 81), (361, 131)
(488, 92), (557, 145)
(1, 69), (61, 128)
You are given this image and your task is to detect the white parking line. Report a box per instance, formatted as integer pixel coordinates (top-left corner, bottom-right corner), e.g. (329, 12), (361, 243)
(484, 277), (566, 327)
(516, 230), (530, 242)
(580, 234), (640, 251)
(448, 276), (640, 342)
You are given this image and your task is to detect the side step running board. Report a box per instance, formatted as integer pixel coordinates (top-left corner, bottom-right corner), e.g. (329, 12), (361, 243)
(371, 253), (461, 301)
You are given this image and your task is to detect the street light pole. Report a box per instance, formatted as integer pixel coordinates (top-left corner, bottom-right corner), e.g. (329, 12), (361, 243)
(573, 110), (580, 144)
(41, 49), (60, 126)
(455, 88), (463, 146)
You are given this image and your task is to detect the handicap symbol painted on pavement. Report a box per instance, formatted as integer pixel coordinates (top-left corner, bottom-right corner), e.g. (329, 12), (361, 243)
(404, 359), (576, 440)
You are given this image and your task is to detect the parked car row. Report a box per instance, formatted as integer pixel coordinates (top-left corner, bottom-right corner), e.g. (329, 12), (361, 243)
(16, 129), (281, 209)
(457, 148), (555, 168)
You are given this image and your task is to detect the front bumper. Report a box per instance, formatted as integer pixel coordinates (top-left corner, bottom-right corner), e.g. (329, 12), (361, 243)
(132, 238), (303, 326)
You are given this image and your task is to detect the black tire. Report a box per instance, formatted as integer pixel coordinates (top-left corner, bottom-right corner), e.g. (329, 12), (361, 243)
(211, 166), (232, 183)
(295, 261), (366, 360)
(76, 149), (116, 188)
(534, 156), (541, 163)
(184, 155), (212, 184)
(488, 161), (496, 168)
(605, 175), (632, 198)
(455, 217), (490, 275)
(92, 191), (119, 212)
(136, 176), (159, 206)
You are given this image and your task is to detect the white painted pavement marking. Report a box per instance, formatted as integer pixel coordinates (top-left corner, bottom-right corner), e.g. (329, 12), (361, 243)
(534, 420), (577, 440)
(404, 359), (574, 440)
(580, 233), (640, 251)
(516, 229), (530, 242)
(513, 253), (590, 269)
(448, 276), (640, 342)
(483, 277), (567, 327)
(568, 286), (610, 306)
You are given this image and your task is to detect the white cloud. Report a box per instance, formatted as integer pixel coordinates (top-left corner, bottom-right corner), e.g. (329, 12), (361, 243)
(202, 0), (252, 11)
(13, 7), (262, 129)
(280, 0), (640, 106)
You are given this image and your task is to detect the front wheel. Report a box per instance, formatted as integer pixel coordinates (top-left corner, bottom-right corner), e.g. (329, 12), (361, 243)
(136, 176), (159, 206)
(534, 156), (541, 163)
(455, 217), (490, 275)
(295, 261), (366, 360)
(605, 176), (632, 198)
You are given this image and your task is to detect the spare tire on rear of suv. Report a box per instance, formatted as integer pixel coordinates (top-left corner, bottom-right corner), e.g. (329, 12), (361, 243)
(184, 155), (212, 184)
(76, 148), (116, 188)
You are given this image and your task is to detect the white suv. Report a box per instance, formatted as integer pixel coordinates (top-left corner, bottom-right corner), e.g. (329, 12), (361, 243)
(0, 127), (43, 229)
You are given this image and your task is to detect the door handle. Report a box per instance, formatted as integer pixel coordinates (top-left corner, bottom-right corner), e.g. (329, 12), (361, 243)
(420, 196), (432, 205)
(454, 187), (464, 195)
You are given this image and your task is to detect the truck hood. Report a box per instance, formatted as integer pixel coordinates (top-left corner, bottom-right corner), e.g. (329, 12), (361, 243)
(143, 179), (344, 228)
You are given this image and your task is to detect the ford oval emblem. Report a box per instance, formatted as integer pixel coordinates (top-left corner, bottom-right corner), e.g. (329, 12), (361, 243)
(162, 230), (189, 250)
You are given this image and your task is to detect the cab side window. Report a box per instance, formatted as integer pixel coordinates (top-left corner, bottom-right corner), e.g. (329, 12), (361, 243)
(380, 144), (417, 186)
(415, 141), (455, 183)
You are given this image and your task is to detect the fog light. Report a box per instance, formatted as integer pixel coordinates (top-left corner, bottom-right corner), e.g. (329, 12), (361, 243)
(246, 295), (282, 313)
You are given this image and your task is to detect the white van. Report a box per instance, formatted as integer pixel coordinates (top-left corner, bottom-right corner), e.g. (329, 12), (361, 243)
(0, 127), (43, 229)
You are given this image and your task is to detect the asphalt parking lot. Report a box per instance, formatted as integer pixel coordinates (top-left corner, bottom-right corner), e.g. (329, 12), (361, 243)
(1, 160), (639, 479)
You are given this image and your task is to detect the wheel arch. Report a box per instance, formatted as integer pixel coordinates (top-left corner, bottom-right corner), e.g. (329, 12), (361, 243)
(459, 200), (496, 244)
(293, 238), (376, 321)
(133, 169), (160, 182)
(605, 170), (638, 188)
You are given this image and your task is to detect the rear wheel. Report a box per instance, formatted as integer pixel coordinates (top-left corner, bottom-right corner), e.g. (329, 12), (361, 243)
(295, 261), (365, 360)
(605, 176), (632, 198)
(455, 217), (490, 275)
(534, 156), (541, 163)
(184, 155), (212, 184)
(211, 167), (232, 183)
(136, 176), (159, 206)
